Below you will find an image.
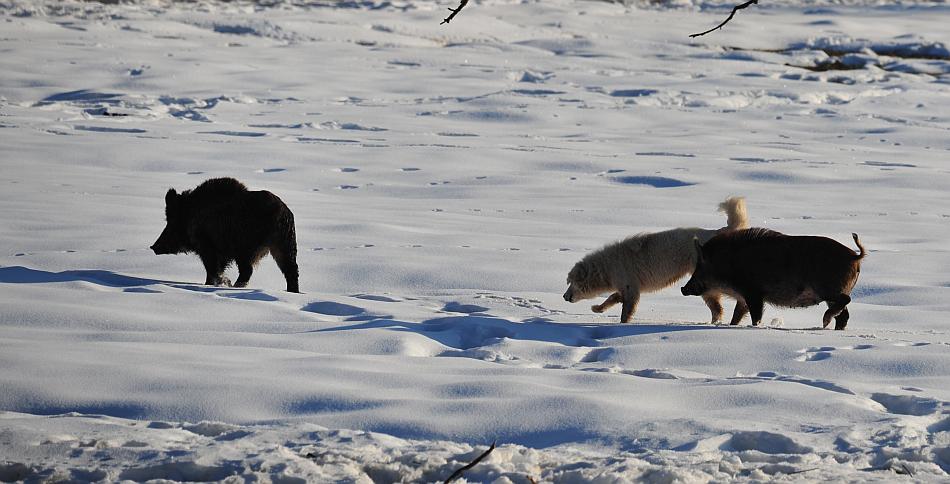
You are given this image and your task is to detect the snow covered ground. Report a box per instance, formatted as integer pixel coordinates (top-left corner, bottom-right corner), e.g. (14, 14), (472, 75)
(1, 0), (949, 481)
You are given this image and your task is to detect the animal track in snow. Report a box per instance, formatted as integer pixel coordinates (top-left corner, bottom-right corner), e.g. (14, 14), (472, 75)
(748, 371), (855, 395)
(871, 393), (943, 416)
(302, 301), (365, 317)
(611, 175), (695, 188)
(351, 294), (401, 303)
(796, 344), (873, 362)
(199, 131), (266, 137)
(579, 347), (614, 363)
(622, 369), (679, 380)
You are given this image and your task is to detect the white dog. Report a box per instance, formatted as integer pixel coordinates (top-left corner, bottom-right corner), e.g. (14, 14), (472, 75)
(563, 197), (748, 323)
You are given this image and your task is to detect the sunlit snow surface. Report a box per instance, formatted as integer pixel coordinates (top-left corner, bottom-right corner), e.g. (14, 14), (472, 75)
(1, 0), (950, 481)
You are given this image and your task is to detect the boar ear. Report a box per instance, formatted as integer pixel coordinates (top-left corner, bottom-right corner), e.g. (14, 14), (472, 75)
(165, 188), (178, 206)
(693, 238), (704, 262)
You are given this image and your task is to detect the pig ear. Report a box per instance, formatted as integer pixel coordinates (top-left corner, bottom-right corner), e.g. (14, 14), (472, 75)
(165, 188), (178, 206)
(693, 238), (704, 262)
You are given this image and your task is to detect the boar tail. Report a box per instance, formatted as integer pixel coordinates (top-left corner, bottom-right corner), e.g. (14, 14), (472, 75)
(718, 196), (749, 231)
(852, 233), (866, 260)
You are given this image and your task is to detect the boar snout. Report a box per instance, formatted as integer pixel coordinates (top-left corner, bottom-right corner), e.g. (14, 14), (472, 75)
(150, 241), (170, 255)
(681, 279), (704, 297)
(150, 226), (180, 255)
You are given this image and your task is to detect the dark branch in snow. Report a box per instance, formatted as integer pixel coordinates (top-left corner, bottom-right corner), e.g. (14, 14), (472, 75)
(689, 0), (759, 38)
(441, 0), (469, 25)
(443, 441), (495, 483)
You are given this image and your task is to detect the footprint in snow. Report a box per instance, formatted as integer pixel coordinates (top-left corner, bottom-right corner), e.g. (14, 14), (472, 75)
(871, 393), (943, 416)
(796, 344), (874, 362)
(302, 301), (365, 317)
(200, 131), (267, 138)
(579, 347), (615, 363)
(351, 294), (401, 303)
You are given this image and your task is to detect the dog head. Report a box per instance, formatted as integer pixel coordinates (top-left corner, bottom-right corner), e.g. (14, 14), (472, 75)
(563, 261), (601, 303)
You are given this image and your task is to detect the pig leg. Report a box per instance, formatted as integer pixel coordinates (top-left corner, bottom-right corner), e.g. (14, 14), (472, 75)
(199, 253), (230, 287)
(702, 294), (723, 324)
(822, 294), (851, 329)
(592, 292), (622, 314)
(729, 299), (749, 326)
(619, 287), (640, 324)
(745, 293), (765, 326)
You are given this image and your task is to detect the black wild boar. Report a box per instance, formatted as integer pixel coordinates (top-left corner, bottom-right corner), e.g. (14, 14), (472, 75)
(680, 228), (865, 330)
(150, 177), (300, 293)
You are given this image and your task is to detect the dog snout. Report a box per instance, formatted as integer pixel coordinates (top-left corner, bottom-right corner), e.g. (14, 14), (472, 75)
(680, 286), (689, 296)
(563, 289), (573, 302)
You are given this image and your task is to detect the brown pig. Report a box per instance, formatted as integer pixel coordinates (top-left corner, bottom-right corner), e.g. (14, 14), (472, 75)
(680, 228), (865, 330)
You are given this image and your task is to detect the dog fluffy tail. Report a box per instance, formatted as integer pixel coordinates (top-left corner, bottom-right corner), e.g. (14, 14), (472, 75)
(718, 196), (748, 231)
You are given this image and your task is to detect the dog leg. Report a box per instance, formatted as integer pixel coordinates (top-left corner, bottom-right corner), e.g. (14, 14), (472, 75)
(702, 293), (723, 324)
(592, 292), (622, 313)
(619, 287), (640, 324)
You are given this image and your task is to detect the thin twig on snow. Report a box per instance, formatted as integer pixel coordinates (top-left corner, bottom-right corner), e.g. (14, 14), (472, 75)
(441, 0), (469, 25)
(443, 441), (496, 483)
(689, 0), (759, 38)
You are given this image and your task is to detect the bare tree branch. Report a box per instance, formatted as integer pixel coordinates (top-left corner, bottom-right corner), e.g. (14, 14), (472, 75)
(444, 441), (496, 483)
(441, 0), (469, 25)
(689, 0), (759, 38)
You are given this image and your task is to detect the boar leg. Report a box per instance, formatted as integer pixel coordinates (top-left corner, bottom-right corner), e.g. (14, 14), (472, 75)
(745, 293), (765, 327)
(592, 292), (622, 314)
(702, 294), (723, 324)
(271, 243), (300, 293)
(234, 258), (253, 288)
(200, 253), (230, 287)
(823, 294), (851, 329)
(729, 299), (749, 326)
(619, 288), (640, 324)
(834, 307), (850, 330)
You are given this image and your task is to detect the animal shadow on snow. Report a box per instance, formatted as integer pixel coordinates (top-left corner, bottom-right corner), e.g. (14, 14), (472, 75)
(0, 266), (276, 300)
(0, 266), (161, 287)
(311, 309), (716, 350)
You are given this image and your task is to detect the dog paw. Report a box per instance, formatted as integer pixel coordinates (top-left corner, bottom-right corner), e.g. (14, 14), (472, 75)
(591, 305), (605, 313)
